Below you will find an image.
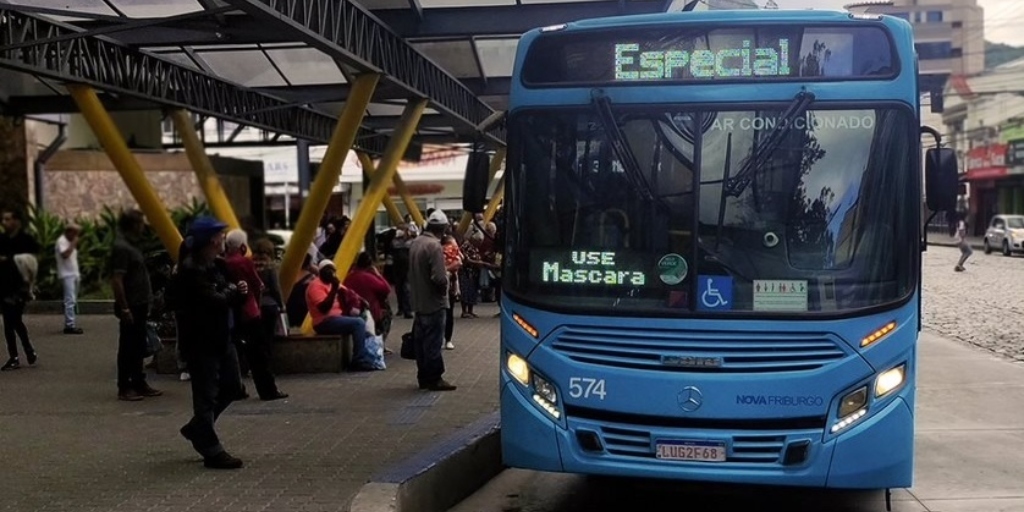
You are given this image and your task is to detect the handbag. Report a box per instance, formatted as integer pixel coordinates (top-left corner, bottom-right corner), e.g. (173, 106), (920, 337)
(143, 321), (163, 357)
(400, 331), (416, 360)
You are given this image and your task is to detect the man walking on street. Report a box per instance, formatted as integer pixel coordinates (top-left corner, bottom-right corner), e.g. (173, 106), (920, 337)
(172, 216), (249, 469)
(111, 210), (161, 400)
(57, 223), (84, 334)
(408, 210), (456, 391)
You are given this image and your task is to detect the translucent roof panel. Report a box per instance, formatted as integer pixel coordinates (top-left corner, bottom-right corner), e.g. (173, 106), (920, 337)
(150, 51), (203, 72)
(0, 0), (117, 16)
(368, 102), (409, 117)
(475, 38), (518, 77)
(109, 0), (204, 18)
(418, 0), (515, 7)
(0, 69), (60, 97)
(357, 0), (411, 9)
(194, 50), (288, 87)
(266, 47), (347, 85)
(412, 40), (480, 78)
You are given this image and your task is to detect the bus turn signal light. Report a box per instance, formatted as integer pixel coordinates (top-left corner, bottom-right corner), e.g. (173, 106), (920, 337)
(861, 321), (896, 348)
(513, 313), (539, 338)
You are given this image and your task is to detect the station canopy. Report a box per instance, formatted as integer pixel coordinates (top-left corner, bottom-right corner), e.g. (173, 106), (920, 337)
(0, 0), (675, 152)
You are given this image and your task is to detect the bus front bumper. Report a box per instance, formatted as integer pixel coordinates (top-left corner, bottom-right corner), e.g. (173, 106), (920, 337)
(500, 381), (913, 489)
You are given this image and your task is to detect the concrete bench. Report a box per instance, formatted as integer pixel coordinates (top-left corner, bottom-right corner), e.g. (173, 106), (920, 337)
(152, 333), (352, 375)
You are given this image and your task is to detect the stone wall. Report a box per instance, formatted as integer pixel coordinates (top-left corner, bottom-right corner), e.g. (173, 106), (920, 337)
(43, 150), (258, 221)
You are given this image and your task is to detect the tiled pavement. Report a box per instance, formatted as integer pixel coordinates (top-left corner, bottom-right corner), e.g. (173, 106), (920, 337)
(0, 304), (502, 512)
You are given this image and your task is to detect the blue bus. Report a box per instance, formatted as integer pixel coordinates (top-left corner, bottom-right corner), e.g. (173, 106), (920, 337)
(464, 9), (959, 493)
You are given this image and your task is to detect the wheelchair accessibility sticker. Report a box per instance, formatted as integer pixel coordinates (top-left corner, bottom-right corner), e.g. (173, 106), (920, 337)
(698, 275), (732, 310)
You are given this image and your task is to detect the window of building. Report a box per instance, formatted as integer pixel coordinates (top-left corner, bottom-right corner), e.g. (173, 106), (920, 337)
(952, 21), (962, 28)
(950, 47), (963, 58)
(926, 11), (943, 22)
(916, 41), (952, 60)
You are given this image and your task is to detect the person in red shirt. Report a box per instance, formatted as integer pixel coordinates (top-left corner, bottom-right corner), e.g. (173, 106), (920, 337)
(343, 252), (393, 351)
(305, 259), (372, 369)
(223, 230), (287, 401)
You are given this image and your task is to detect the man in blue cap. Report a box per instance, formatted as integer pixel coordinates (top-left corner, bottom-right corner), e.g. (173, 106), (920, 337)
(170, 215), (251, 469)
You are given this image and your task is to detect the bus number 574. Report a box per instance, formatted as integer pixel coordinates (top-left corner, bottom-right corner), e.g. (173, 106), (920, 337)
(568, 378), (607, 400)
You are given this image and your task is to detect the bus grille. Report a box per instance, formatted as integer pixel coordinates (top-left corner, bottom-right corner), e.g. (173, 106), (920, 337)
(551, 326), (846, 373)
(600, 426), (786, 464)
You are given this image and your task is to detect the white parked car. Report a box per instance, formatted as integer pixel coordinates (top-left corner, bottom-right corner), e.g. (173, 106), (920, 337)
(983, 214), (1024, 256)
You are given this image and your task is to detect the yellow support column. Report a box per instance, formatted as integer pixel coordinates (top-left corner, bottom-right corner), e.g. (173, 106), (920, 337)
(391, 172), (425, 227)
(301, 98), (428, 334)
(483, 174), (505, 224)
(278, 73), (380, 300)
(170, 109), (241, 230)
(458, 147), (506, 235)
(357, 153), (403, 225)
(67, 85), (184, 260)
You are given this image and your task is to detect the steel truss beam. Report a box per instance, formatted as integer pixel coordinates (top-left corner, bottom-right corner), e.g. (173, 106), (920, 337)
(73, 14), (295, 47)
(250, 78), (511, 104)
(224, 0), (506, 144)
(376, 1), (668, 38)
(0, 10), (388, 154)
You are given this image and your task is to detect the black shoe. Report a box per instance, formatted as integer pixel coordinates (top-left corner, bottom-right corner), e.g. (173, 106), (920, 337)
(135, 383), (163, 397)
(26, 352), (36, 366)
(179, 424), (194, 442)
(426, 379), (457, 391)
(1, 358), (19, 371)
(63, 327), (84, 335)
(204, 451), (243, 469)
(118, 389), (144, 401)
(260, 391), (289, 401)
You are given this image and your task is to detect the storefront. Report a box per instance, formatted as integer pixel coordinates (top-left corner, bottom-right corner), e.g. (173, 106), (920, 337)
(965, 142), (1024, 235)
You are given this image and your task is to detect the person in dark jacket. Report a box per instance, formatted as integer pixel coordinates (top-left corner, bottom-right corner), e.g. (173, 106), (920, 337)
(171, 216), (249, 470)
(0, 207), (40, 371)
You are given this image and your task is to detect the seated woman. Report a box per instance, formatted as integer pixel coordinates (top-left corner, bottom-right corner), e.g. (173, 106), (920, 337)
(344, 252), (393, 351)
(304, 259), (372, 368)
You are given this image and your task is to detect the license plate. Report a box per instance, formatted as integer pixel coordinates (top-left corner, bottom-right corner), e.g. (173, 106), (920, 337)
(655, 440), (726, 462)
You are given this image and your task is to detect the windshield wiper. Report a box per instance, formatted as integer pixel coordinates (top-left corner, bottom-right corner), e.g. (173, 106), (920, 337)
(723, 90), (815, 197)
(590, 89), (659, 203)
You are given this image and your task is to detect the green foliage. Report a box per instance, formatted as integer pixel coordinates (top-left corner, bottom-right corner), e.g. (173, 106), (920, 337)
(985, 41), (1024, 70)
(23, 201), (210, 300)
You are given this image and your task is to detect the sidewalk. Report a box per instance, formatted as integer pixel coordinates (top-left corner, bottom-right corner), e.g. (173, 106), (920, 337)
(0, 305), (502, 512)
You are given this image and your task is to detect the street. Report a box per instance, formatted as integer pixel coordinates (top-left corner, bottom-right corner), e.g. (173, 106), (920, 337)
(923, 245), (1024, 362)
(448, 245), (1024, 512)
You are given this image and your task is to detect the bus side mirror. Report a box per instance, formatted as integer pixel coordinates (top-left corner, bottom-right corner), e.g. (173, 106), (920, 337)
(463, 150), (490, 213)
(924, 147), (958, 212)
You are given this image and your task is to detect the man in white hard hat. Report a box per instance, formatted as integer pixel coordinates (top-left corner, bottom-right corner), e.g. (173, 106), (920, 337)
(407, 210), (456, 391)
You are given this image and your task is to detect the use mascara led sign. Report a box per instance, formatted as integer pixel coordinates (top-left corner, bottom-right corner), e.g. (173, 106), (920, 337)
(614, 39), (791, 81)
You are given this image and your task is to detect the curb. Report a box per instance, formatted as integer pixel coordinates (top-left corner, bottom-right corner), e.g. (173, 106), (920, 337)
(349, 411), (502, 512)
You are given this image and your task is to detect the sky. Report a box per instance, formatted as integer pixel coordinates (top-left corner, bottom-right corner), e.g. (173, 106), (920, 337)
(777, 0), (1024, 47)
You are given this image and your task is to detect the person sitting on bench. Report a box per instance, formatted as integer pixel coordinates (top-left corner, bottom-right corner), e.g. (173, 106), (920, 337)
(305, 259), (371, 365)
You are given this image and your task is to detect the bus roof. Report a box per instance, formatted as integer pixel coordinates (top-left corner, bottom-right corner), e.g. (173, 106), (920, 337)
(535, 9), (907, 35)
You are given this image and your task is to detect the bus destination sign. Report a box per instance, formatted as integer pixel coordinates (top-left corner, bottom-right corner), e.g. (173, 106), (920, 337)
(614, 39), (791, 81)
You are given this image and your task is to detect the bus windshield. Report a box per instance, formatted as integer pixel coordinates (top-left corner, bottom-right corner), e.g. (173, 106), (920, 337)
(505, 105), (917, 315)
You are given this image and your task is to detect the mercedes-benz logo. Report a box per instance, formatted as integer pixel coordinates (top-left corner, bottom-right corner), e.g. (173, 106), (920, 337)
(677, 386), (703, 412)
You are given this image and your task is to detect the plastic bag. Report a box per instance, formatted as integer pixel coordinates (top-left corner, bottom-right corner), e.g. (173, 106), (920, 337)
(355, 334), (386, 371)
(144, 321), (163, 357)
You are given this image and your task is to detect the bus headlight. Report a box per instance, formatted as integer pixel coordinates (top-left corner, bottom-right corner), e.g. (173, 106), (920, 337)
(533, 374), (558, 405)
(532, 374), (560, 419)
(832, 386), (868, 433)
(875, 364), (906, 397)
(506, 353), (530, 386)
(838, 386), (868, 418)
